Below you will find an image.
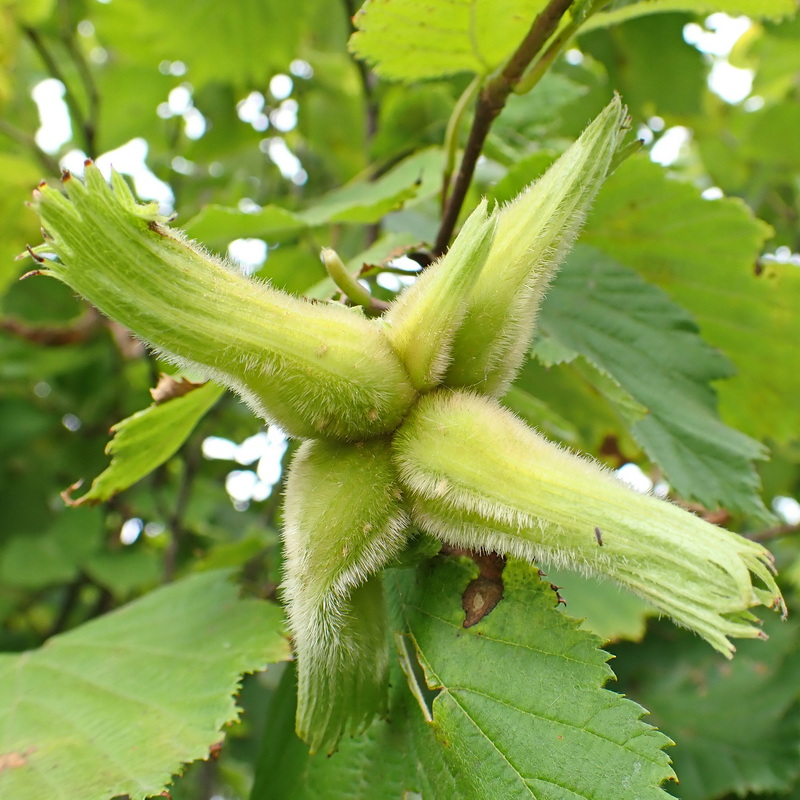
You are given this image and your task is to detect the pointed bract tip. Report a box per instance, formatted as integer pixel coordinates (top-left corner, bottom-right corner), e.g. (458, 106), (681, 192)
(60, 479), (87, 507)
(25, 244), (45, 263)
(84, 158), (94, 167)
(19, 269), (44, 280)
(61, 169), (72, 182)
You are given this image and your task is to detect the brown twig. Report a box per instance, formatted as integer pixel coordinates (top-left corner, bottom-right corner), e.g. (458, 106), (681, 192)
(22, 25), (95, 157)
(57, 0), (100, 156)
(747, 523), (800, 543)
(0, 309), (100, 346)
(433, 0), (574, 256)
(0, 120), (60, 173)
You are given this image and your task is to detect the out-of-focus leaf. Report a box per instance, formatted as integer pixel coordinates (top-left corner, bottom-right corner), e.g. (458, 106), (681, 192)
(0, 507), (104, 589)
(613, 614), (800, 799)
(539, 245), (770, 518)
(392, 557), (675, 799)
(0, 155), (42, 296)
(580, 0), (797, 33)
(93, 65), (173, 154)
(93, 0), (308, 87)
(72, 381), (224, 505)
(544, 566), (653, 644)
(299, 147), (444, 225)
(578, 14), (706, 118)
(350, 0), (549, 81)
(583, 157), (799, 444)
(182, 149), (443, 247)
(0, 570), (290, 800)
(741, 102), (800, 169)
(182, 205), (308, 249)
(502, 385), (581, 445)
(83, 548), (163, 598)
(251, 662), (418, 799)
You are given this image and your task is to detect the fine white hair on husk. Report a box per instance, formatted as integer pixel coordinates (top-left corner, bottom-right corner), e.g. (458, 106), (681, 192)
(392, 389), (784, 657)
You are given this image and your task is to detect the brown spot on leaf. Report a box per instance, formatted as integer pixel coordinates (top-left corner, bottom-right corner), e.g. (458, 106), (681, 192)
(461, 552), (506, 628)
(0, 748), (35, 771)
(150, 373), (206, 404)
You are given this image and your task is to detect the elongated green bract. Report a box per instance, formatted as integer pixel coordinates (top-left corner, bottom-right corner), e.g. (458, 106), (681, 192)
(444, 95), (629, 395)
(392, 391), (783, 657)
(30, 165), (415, 441)
(24, 99), (784, 758)
(386, 199), (496, 390)
(282, 439), (409, 754)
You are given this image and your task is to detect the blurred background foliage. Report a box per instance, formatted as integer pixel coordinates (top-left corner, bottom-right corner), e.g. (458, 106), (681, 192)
(1, 1), (800, 798)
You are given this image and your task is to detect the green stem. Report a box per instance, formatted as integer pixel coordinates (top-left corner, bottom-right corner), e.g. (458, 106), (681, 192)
(321, 248), (390, 315)
(441, 76), (481, 214)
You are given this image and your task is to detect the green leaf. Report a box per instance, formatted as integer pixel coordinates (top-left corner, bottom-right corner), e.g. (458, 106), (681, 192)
(299, 147), (444, 225)
(181, 205), (308, 250)
(582, 156), (799, 444)
(543, 566), (653, 644)
(181, 149), (444, 247)
(0, 154), (42, 297)
(580, 0), (797, 33)
(93, 0), (308, 87)
(0, 570), (291, 800)
(539, 244), (770, 518)
(533, 341), (650, 428)
(578, 14), (706, 118)
(391, 557), (676, 799)
(612, 614), (800, 799)
(501, 385), (582, 445)
(349, 0), (549, 81)
(0, 507), (104, 589)
(84, 548), (163, 598)
(251, 662), (418, 799)
(72, 381), (224, 505)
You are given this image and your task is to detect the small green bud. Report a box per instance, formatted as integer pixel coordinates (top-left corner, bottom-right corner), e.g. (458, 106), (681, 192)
(385, 199), (497, 391)
(29, 165), (416, 441)
(393, 390), (784, 657)
(283, 438), (409, 753)
(444, 96), (629, 396)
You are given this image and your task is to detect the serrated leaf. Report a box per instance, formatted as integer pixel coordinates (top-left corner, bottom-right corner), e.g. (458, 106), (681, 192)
(580, 0), (797, 33)
(582, 156), (799, 444)
(612, 614), (800, 799)
(539, 344), (651, 427)
(299, 147), (444, 225)
(181, 149), (443, 248)
(0, 570), (291, 800)
(538, 244), (769, 518)
(92, 0), (307, 87)
(391, 557), (675, 799)
(72, 381), (224, 505)
(349, 0), (549, 81)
